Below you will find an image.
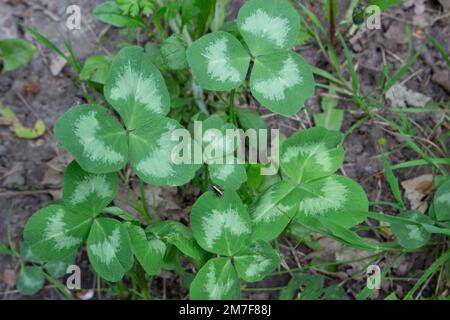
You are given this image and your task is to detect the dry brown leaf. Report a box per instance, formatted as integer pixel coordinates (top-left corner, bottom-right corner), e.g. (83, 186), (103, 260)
(401, 174), (433, 213)
(2, 269), (16, 287)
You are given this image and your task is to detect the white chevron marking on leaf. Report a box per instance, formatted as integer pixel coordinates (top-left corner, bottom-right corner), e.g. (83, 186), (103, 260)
(406, 225), (423, 241)
(254, 56), (303, 101)
(71, 175), (113, 205)
(252, 189), (294, 223)
(283, 142), (332, 172)
(202, 37), (241, 83)
(436, 191), (450, 206)
(205, 263), (233, 300)
(202, 207), (250, 248)
(211, 164), (235, 181)
(44, 210), (83, 250)
(89, 227), (121, 265)
(299, 177), (348, 215)
(136, 123), (177, 178)
(74, 111), (125, 164)
(110, 62), (163, 113)
(241, 9), (289, 48)
(21, 271), (42, 288)
(245, 258), (271, 278)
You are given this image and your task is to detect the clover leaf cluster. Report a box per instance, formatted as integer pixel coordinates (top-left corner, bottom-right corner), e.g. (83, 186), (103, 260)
(187, 0), (316, 116)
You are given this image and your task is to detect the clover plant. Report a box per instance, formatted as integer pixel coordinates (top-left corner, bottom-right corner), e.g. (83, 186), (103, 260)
(20, 0), (389, 300)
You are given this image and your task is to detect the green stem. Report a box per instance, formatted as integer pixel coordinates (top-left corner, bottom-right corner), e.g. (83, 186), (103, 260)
(328, 0), (336, 44)
(131, 264), (152, 300)
(229, 89), (238, 126)
(201, 165), (210, 193)
(139, 179), (152, 225)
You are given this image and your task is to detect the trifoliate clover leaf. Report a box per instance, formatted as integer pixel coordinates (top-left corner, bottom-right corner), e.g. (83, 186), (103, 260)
(56, 46), (201, 186)
(23, 161), (118, 262)
(251, 127), (369, 241)
(187, 0), (315, 116)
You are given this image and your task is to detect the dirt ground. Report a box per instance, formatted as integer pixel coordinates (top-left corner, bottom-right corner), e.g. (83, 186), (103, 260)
(0, 0), (449, 299)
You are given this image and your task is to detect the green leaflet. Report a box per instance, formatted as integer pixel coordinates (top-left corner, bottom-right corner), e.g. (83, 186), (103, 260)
(23, 204), (92, 262)
(79, 55), (111, 84)
(434, 180), (450, 222)
(103, 206), (141, 224)
(54, 105), (128, 174)
(280, 127), (344, 183)
(129, 115), (200, 186)
(250, 51), (315, 116)
(87, 218), (133, 282)
(63, 161), (118, 216)
(209, 162), (247, 191)
(20, 242), (41, 264)
(200, 116), (239, 162)
(128, 224), (166, 275)
(44, 253), (76, 279)
(190, 257), (239, 300)
(234, 241), (280, 282)
(0, 38), (36, 72)
(250, 180), (299, 241)
(104, 46), (170, 130)
(187, 31), (250, 91)
(17, 266), (44, 296)
(157, 34), (188, 71)
(390, 211), (432, 250)
(147, 220), (210, 266)
(236, 0), (300, 56)
(235, 107), (267, 133)
(190, 190), (252, 256)
(196, 116), (247, 190)
(92, 1), (147, 28)
(296, 175), (368, 228)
